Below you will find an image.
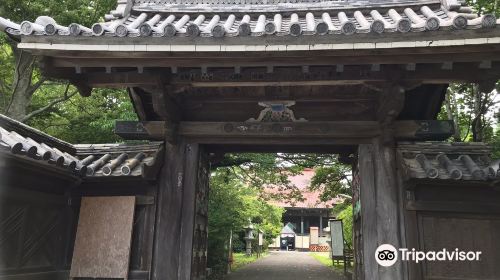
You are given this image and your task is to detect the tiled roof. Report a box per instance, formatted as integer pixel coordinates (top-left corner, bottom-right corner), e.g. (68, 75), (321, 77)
(75, 143), (162, 177)
(398, 142), (499, 181)
(0, 114), (162, 179)
(0, 0), (497, 39)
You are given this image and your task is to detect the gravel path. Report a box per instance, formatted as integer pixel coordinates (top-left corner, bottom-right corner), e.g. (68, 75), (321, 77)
(225, 251), (345, 280)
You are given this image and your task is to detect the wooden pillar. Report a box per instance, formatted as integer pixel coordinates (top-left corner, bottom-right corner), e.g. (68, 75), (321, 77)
(358, 144), (377, 280)
(356, 84), (407, 280)
(319, 213), (323, 236)
(357, 141), (406, 280)
(178, 143), (200, 280)
(151, 141), (208, 280)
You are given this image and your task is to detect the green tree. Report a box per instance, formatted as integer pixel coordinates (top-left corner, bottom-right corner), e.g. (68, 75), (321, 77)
(28, 88), (137, 143)
(440, 83), (499, 143)
(0, 0), (118, 122)
(208, 168), (283, 277)
(465, 0), (500, 16)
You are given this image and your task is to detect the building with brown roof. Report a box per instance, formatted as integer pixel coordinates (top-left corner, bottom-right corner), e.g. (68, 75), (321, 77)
(266, 168), (343, 251)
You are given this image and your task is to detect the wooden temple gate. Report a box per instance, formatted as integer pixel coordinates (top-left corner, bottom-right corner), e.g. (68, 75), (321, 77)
(1, 0), (500, 279)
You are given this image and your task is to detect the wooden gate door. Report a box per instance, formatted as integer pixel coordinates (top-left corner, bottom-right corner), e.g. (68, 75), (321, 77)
(152, 142), (210, 280)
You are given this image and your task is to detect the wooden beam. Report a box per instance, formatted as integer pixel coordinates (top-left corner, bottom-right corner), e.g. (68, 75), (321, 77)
(184, 137), (371, 145)
(114, 120), (454, 141)
(179, 121), (382, 139)
(114, 121), (166, 140)
(205, 144), (357, 154)
(406, 201), (500, 214)
(180, 120), (454, 141)
(395, 120), (454, 140)
(47, 49), (500, 68)
(47, 63), (500, 89)
(73, 72), (164, 87)
(165, 64), (500, 87)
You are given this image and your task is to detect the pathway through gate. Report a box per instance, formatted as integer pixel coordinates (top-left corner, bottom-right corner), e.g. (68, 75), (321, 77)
(225, 251), (345, 280)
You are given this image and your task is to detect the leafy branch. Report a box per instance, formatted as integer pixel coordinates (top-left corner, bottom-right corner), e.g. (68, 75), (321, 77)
(21, 83), (77, 122)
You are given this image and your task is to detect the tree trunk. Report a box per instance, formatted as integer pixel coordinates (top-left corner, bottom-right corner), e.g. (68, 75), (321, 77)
(4, 44), (36, 121)
(472, 85), (483, 142)
(444, 89), (462, 142)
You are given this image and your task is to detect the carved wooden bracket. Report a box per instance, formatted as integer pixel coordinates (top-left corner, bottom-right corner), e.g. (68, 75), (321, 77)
(377, 84), (406, 125)
(377, 84), (406, 145)
(72, 81), (92, 97)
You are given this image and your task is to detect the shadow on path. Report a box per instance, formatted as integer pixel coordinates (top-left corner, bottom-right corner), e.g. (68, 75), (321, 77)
(225, 251), (345, 280)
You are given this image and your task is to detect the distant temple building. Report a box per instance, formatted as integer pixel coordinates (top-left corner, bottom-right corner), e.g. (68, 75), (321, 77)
(267, 169), (342, 251)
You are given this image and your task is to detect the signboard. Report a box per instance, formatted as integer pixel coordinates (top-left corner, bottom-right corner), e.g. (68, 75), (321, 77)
(70, 196), (136, 279)
(330, 219), (345, 259)
(310, 227), (319, 245)
(258, 231), (264, 246)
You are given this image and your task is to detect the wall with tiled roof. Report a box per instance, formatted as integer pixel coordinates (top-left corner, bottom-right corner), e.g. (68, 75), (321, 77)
(0, 114), (162, 179)
(398, 142), (500, 181)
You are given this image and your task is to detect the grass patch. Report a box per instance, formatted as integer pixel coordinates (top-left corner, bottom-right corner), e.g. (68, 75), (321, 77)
(231, 252), (267, 271)
(310, 252), (346, 273)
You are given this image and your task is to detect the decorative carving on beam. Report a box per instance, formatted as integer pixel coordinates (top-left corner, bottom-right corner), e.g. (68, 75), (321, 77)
(246, 101), (307, 122)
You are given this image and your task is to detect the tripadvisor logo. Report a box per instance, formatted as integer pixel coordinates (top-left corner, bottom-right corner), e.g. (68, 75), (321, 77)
(375, 244), (398, 267)
(375, 244), (482, 267)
